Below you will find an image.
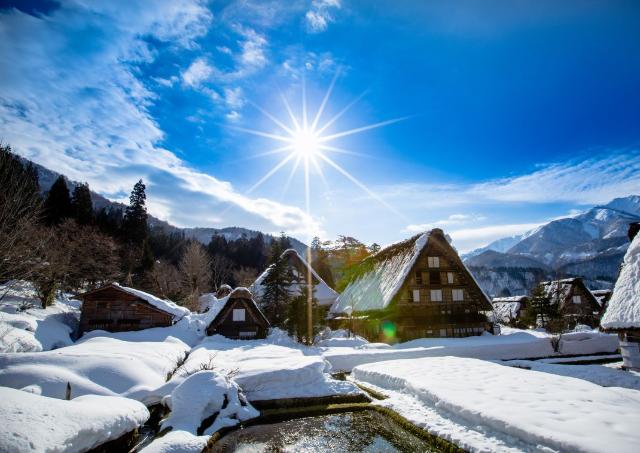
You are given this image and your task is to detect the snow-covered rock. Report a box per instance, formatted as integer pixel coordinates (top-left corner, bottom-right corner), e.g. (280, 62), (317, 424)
(0, 386), (149, 452)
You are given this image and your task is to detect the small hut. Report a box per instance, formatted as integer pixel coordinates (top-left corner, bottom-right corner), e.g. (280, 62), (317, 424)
(538, 278), (601, 328)
(491, 296), (530, 325)
(206, 287), (270, 339)
(78, 283), (189, 333)
(329, 229), (494, 342)
(601, 225), (640, 370)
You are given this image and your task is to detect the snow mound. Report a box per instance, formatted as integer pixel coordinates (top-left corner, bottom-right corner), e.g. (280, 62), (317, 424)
(0, 336), (189, 405)
(111, 283), (190, 319)
(352, 356), (640, 452)
(601, 233), (640, 329)
(0, 281), (80, 352)
(162, 370), (258, 435)
(0, 386), (149, 452)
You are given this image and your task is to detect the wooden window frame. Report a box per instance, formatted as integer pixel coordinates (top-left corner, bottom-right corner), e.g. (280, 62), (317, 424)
(233, 308), (246, 322)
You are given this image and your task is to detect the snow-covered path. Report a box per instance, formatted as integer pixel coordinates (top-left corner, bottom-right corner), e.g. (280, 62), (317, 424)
(352, 356), (640, 452)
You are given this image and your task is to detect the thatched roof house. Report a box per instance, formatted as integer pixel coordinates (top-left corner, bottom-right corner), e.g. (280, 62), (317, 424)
(250, 248), (338, 307)
(78, 283), (189, 333)
(491, 296), (530, 324)
(538, 277), (601, 328)
(601, 230), (640, 370)
(205, 287), (270, 339)
(329, 229), (494, 342)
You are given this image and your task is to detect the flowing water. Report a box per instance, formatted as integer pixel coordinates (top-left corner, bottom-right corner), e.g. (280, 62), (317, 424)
(211, 410), (438, 452)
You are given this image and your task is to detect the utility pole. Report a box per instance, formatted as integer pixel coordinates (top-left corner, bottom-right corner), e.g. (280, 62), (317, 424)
(306, 246), (313, 345)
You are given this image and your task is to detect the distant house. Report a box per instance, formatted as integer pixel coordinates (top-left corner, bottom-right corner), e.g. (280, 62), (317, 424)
(491, 296), (530, 325)
(250, 248), (339, 308)
(78, 283), (189, 333)
(538, 278), (601, 328)
(206, 287), (270, 339)
(216, 284), (232, 298)
(601, 225), (640, 370)
(329, 229), (494, 342)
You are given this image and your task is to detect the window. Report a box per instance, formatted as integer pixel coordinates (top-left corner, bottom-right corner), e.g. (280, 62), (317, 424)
(239, 331), (256, 338)
(415, 271), (423, 285)
(412, 289), (421, 303)
(440, 329), (447, 337)
(447, 272), (454, 284)
(430, 289), (443, 302)
(428, 256), (440, 268)
(429, 271), (441, 284)
(452, 289), (464, 302)
(232, 309), (246, 322)
(572, 295), (582, 304)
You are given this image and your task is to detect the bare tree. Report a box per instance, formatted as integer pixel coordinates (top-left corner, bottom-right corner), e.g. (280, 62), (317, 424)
(146, 260), (181, 300)
(233, 266), (258, 288)
(179, 242), (211, 310)
(210, 253), (233, 290)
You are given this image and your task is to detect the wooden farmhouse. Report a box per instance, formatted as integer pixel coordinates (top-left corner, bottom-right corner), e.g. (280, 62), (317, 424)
(78, 283), (189, 333)
(538, 278), (601, 328)
(250, 248), (339, 310)
(206, 287), (270, 339)
(491, 296), (530, 325)
(601, 226), (640, 370)
(328, 229), (495, 342)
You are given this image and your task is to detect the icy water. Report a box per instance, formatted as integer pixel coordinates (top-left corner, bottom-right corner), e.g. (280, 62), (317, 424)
(212, 410), (438, 452)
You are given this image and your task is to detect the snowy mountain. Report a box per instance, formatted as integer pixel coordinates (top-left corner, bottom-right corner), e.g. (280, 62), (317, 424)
(465, 195), (640, 296)
(29, 159), (307, 254)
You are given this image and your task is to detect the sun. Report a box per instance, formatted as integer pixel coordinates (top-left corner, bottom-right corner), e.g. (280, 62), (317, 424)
(291, 128), (320, 159)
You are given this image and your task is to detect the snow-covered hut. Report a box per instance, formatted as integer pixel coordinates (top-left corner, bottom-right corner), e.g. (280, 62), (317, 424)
(78, 283), (189, 333)
(538, 278), (601, 328)
(491, 296), (529, 324)
(205, 287), (270, 339)
(329, 229), (494, 342)
(601, 229), (640, 370)
(250, 248), (339, 307)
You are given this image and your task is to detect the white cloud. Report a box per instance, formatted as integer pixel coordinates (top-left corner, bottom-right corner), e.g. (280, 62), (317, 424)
(181, 58), (213, 87)
(448, 223), (544, 253)
(0, 1), (321, 237)
(224, 87), (245, 109)
(403, 213), (486, 233)
(305, 0), (341, 33)
(226, 110), (241, 121)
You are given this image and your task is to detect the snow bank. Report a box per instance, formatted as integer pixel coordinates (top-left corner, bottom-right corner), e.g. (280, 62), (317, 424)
(162, 370), (258, 435)
(0, 386), (149, 452)
(352, 357), (640, 452)
(0, 281), (80, 352)
(173, 335), (360, 401)
(111, 283), (190, 319)
(0, 336), (189, 405)
(601, 233), (640, 329)
(323, 328), (620, 371)
(314, 328), (369, 347)
(141, 430), (208, 453)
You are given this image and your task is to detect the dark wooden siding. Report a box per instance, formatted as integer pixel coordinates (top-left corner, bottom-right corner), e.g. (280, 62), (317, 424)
(206, 298), (269, 339)
(80, 286), (173, 333)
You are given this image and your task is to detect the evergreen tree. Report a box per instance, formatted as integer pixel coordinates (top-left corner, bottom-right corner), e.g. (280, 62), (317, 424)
(71, 183), (94, 225)
(311, 236), (335, 288)
(43, 175), (72, 225)
(261, 238), (291, 327)
(122, 179), (148, 245)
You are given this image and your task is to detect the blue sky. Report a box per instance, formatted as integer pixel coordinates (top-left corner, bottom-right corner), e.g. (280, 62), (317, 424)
(1, 0), (639, 251)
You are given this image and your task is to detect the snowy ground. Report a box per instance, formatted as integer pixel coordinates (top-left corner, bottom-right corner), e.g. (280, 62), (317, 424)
(0, 281), (81, 352)
(321, 327), (619, 371)
(352, 356), (640, 452)
(0, 386), (149, 452)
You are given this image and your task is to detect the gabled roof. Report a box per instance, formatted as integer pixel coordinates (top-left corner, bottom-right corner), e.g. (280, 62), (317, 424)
(78, 283), (190, 319)
(601, 234), (640, 330)
(250, 248), (339, 306)
(206, 287), (270, 328)
(539, 278), (599, 310)
(330, 229), (492, 314)
(590, 289), (612, 307)
(491, 301), (524, 323)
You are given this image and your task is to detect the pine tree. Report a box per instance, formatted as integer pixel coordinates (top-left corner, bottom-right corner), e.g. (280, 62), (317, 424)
(43, 175), (72, 225)
(261, 239), (291, 327)
(71, 183), (94, 225)
(122, 179), (148, 245)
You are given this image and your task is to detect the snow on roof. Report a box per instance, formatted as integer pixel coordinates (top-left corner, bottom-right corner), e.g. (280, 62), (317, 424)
(203, 287), (270, 328)
(331, 232), (430, 314)
(540, 279), (575, 302)
(491, 301), (523, 323)
(111, 283), (190, 319)
(492, 296), (529, 303)
(250, 249), (339, 306)
(591, 289), (612, 307)
(601, 234), (640, 329)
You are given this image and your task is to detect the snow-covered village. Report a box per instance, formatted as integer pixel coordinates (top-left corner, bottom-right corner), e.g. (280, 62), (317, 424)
(2, 1), (640, 452)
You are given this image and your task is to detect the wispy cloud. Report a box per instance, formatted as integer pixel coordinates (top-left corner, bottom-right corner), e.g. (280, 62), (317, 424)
(0, 1), (321, 237)
(305, 0), (341, 33)
(403, 213), (486, 233)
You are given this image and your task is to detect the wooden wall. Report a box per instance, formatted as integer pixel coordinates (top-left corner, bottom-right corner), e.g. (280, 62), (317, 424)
(80, 287), (173, 333)
(207, 298), (268, 339)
